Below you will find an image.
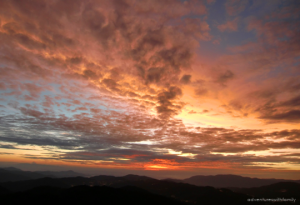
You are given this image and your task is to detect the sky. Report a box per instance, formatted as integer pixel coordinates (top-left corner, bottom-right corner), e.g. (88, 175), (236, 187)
(0, 0), (300, 179)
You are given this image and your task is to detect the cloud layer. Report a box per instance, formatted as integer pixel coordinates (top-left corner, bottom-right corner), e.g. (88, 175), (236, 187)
(0, 0), (299, 177)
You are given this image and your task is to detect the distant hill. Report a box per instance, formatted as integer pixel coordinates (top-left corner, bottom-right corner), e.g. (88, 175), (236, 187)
(164, 174), (300, 188)
(0, 167), (86, 182)
(35, 170), (86, 178)
(1, 167), (23, 172)
(0, 168), (38, 182)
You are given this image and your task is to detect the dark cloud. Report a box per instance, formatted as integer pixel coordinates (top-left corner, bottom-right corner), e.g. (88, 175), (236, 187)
(194, 87), (208, 96)
(279, 95), (300, 108)
(0, 152), (13, 155)
(259, 110), (300, 123)
(146, 67), (165, 84)
(19, 107), (44, 118)
(83, 69), (101, 80)
(156, 86), (183, 119)
(0, 144), (17, 149)
(102, 78), (119, 91)
(127, 91), (140, 98)
(180, 74), (192, 84)
(158, 47), (192, 71)
(216, 70), (234, 86)
(288, 83), (300, 92)
(67, 57), (84, 65)
(0, 134), (80, 149)
(250, 90), (277, 99)
(130, 29), (165, 62)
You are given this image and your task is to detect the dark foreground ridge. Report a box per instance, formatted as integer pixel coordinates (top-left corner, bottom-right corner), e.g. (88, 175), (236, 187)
(1, 185), (185, 205)
(230, 182), (300, 198)
(0, 168), (299, 205)
(0, 174), (251, 205)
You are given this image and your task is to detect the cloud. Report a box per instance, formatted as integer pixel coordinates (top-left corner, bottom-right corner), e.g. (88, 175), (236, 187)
(156, 86), (183, 119)
(204, 2), (300, 123)
(216, 70), (235, 86)
(259, 110), (300, 123)
(102, 78), (120, 92)
(188, 109), (209, 114)
(1, 107), (300, 168)
(0, 0), (300, 173)
(188, 110), (197, 114)
(225, 0), (248, 16)
(278, 95), (300, 108)
(180, 75), (192, 84)
(0, 0), (208, 122)
(0, 152), (13, 155)
(217, 17), (239, 32)
(0, 144), (17, 149)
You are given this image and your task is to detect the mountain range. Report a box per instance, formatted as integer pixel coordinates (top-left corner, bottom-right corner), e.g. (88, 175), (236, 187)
(1, 168), (299, 204)
(0, 167), (86, 182)
(164, 174), (300, 188)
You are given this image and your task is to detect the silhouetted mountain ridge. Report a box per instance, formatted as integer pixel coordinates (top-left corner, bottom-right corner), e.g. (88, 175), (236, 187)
(0, 167), (86, 182)
(0, 169), (32, 182)
(35, 170), (85, 178)
(164, 174), (300, 188)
